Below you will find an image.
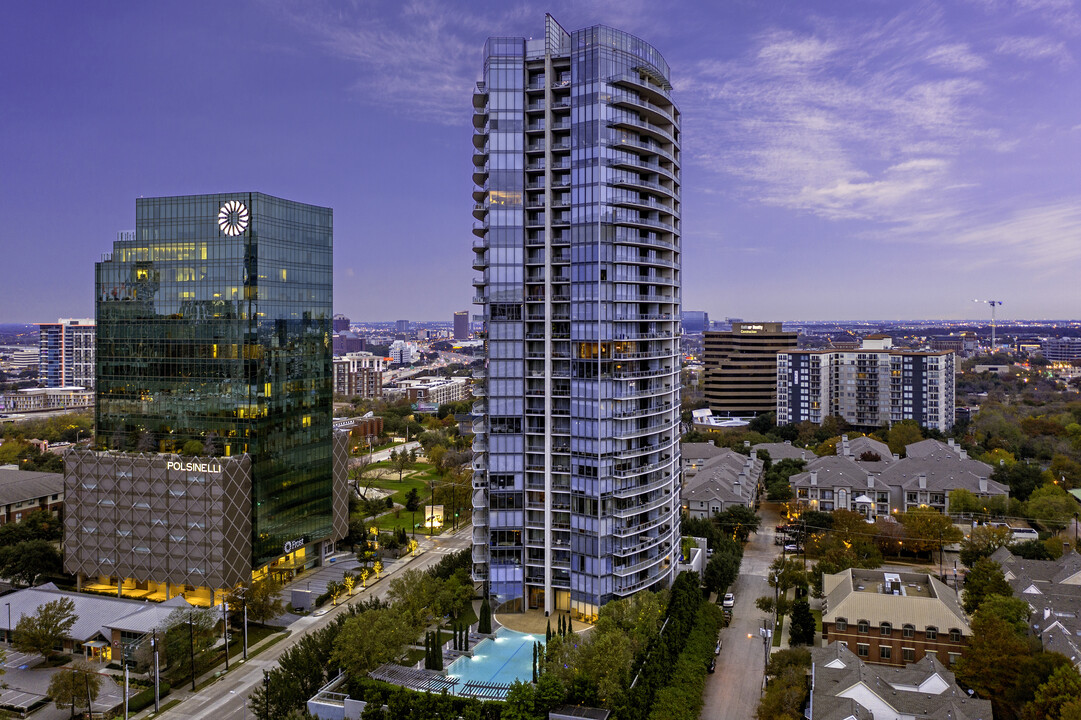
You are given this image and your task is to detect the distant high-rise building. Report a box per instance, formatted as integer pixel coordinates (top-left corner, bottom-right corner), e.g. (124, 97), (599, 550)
(703, 322), (797, 417)
(471, 16), (682, 619)
(333, 331), (365, 355)
(453, 311), (470, 340)
(777, 336), (955, 431)
(395, 319), (410, 334)
(389, 340), (417, 365)
(64, 193), (348, 603)
(36, 318), (96, 389)
(680, 311), (709, 334)
(332, 314), (351, 332)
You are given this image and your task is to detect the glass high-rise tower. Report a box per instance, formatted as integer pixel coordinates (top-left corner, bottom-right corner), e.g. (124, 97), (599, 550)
(471, 16), (682, 619)
(65, 193), (346, 598)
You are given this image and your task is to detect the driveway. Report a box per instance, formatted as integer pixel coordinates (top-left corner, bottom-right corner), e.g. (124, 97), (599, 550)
(702, 503), (784, 720)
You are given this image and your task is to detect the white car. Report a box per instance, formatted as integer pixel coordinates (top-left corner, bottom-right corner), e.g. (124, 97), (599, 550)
(722, 593), (735, 608)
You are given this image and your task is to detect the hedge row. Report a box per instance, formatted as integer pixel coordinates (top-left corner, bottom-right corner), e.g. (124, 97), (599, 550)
(647, 603), (725, 720)
(125, 680), (171, 714)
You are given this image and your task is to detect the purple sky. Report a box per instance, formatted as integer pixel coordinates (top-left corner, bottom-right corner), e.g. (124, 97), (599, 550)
(2, 0), (1079, 323)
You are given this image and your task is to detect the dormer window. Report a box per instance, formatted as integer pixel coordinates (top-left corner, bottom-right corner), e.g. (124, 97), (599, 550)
(926, 626), (938, 640)
(880, 622), (892, 636)
(857, 620), (869, 634)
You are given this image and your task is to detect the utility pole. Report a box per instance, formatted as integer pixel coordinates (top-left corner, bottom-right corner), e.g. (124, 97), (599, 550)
(222, 600), (229, 671)
(152, 630), (160, 712)
(189, 611), (196, 692)
(243, 596), (248, 661)
(124, 663), (129, 720)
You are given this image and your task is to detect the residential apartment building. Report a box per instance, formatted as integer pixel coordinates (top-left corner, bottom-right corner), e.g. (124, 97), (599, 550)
(822, 569), (971, 667)
(333, 352), (384, 399)
(64, 193), (348, 604)
(682, 449), (760, 519)
(0, 468), (64, 525)
(810, 642), (992, 719)
(703, 322), (797, 417)
(777, 336), (955, 431)
(396, 376), (471, 405)
(471, 16), (682, 619)
(37, 318), (96, 389)
(992, 547), (1081, 672)
(789, 437), (1005, 517)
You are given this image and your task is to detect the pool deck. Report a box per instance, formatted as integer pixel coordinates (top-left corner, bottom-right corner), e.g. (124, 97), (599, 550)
(494, 609), (593, 635)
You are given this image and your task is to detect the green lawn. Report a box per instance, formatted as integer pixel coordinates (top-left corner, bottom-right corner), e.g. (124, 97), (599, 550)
(812, 609), (822, 635)
(373, 509), (443, 535)
(443, 607), (479, 630)
(773, 615), (784, 647)
(399, 648), (425, 666)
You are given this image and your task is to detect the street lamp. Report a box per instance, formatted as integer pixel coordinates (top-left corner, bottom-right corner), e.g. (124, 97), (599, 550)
(5, 602), (9, 644)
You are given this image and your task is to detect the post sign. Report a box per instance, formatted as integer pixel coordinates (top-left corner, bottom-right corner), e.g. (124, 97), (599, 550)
(283, 538), (306, 555)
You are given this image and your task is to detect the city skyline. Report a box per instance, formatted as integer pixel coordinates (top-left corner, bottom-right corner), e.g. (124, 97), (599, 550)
(1, 0), (1079, 322)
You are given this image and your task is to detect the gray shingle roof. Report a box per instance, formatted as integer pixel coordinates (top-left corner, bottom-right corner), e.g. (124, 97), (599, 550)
(1, 583), (192, 642)
(751, 441), (811, 462)
(680, 442), (727, 462)
(0, 468), (64, 507)
(811, 642), (992, 720)
(791, 456), (872, 490)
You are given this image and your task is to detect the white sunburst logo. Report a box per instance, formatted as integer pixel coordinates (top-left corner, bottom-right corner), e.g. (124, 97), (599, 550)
(218, 200), (249, 236)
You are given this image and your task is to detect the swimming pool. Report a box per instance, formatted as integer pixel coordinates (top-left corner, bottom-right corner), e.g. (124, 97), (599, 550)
(446, 627), (543, 690)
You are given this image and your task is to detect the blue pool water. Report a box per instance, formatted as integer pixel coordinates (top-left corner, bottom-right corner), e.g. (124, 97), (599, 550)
(447, 628), (543, 689)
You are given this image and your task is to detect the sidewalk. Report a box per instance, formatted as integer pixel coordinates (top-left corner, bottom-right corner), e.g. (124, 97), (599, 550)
(130, 527), (470, 718)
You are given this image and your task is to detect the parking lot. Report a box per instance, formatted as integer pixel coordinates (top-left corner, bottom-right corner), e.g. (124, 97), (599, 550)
(0, 650), (132, 719)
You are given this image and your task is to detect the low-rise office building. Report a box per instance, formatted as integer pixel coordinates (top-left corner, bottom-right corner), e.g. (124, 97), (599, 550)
(0, 582), (194, 663)
(777, 336), (955, 431)
(822, 568), (971, 667)
(395, 376), (471, 406)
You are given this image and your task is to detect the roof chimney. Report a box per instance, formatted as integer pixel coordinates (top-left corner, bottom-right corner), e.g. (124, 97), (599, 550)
(948, 438), (955, 448)
(867, 474), (874, 489)
(960, 449), (968, 460)
(811, 470), (818, 486)
(918, 473), (927, 489)
(979, 477), (988, 493)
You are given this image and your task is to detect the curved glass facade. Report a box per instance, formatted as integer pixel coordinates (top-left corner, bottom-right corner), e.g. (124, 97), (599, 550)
(472, 16), (682, 619)
(95, 192), (335, 567)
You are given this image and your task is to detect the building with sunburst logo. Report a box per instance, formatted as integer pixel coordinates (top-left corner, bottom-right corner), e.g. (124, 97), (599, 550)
(64, 193), (348, 605)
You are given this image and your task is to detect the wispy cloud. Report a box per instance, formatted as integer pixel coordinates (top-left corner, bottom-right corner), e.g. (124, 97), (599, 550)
(275, 0), (524, 125)
(994, 35), (1073, 67)
(681, 11), (990, 228)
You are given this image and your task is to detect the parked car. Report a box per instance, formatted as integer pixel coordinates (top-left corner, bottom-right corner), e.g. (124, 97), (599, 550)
(723, 593), (735, 608)
(707, 658), (716, 673)
(714, 639), (722, 655)
(784, 544), (800, 552)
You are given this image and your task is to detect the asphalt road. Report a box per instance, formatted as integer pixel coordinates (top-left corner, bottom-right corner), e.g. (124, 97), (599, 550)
(702, 504), (784, 720)
(154, 525), (471, 720)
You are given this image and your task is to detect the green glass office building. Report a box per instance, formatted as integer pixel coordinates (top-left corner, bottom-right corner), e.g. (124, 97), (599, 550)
(89, 192), (339, 571)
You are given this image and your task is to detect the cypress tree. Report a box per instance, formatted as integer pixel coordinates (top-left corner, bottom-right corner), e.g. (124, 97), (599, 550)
(568, 615), (573, 634)
(424, 631), (431, 669)
(546, 618), (552, 644)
